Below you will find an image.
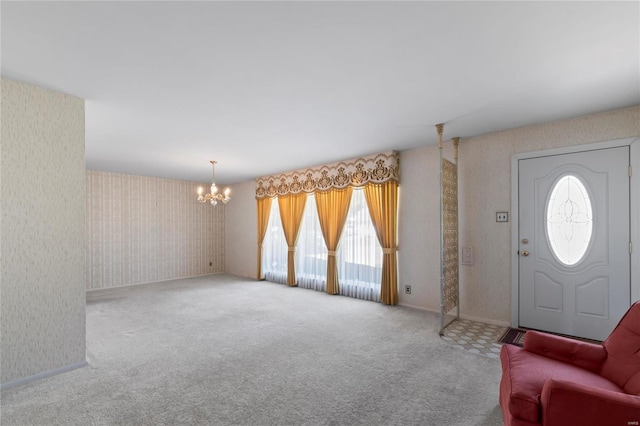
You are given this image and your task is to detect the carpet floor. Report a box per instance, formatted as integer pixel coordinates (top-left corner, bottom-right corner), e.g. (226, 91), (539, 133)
(1, 274), (504, 425)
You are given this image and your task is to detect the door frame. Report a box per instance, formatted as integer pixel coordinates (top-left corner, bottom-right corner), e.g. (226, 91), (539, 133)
(510, 137), (640, 327)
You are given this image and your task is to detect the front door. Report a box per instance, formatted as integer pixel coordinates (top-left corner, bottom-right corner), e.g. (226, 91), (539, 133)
(518, 147), (630, 341)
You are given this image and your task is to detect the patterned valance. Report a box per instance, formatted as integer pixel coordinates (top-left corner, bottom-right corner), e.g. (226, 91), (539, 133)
(255, 151), (399, 199)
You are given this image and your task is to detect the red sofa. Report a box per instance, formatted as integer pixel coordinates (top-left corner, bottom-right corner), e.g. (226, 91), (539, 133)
(499, 301), (640, 426)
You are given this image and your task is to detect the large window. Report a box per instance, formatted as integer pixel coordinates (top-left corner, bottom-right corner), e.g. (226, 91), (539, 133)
(338, 189), (382, 301)
(262, 189), (382, 302)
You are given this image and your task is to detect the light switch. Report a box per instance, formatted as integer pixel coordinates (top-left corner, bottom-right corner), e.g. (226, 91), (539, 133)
(461, 246), (473, 265)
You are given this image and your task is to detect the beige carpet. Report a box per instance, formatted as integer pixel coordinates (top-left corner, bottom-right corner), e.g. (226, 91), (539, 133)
(1, 274), (504, 425)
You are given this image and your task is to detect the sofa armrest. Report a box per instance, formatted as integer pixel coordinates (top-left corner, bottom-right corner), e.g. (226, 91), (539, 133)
(541, 379), (640, 426)
(523, 330), (607, 373)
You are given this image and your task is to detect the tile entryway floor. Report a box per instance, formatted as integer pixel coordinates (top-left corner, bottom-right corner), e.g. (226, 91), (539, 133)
(440, 319), (506, 359)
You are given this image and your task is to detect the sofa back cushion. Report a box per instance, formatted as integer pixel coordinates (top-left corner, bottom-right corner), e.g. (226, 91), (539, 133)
(601, 301), (640, 394)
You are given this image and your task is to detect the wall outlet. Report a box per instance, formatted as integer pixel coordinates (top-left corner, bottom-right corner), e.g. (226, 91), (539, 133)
(496, 212), (509, 222)
(405, 285), (411, 294)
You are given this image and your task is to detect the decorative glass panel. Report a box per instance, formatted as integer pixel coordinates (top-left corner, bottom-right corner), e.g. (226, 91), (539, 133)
(546, 175), (593, 266)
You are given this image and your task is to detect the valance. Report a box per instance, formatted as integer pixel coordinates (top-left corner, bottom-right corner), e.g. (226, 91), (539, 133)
(255, 151), (399, 199)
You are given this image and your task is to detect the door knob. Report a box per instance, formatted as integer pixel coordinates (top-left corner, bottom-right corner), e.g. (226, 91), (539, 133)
(521, 250), (530, 257)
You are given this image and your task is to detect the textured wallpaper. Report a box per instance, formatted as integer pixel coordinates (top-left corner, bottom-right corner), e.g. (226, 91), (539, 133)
(224, 180), (258, 279)
(398, 106), (640, 323)
(1, 79), (86, 384)
(457, 105), (640, 323)
(85, 170), (225, 290)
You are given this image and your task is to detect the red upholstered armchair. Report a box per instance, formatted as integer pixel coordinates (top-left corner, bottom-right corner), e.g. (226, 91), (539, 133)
(499, 301), (640, 426)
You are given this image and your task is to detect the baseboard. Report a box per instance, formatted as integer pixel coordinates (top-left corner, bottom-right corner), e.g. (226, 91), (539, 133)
(0, 360), (88, 391)
(398, 302), (439, 314)
(86, 272), (225, 294)
(459, 313), (510, 327)
(397, 303), (510, 327)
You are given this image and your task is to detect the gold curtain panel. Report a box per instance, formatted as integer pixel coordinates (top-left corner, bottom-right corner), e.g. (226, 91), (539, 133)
(255, 152), (399, 199)
(256, 197), (273, 279)
(314, 187), (353, 295)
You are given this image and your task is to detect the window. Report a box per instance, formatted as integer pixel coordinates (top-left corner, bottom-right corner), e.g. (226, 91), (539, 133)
(262, 189), (383, 302)
(546, 174), (593, 266)
(337, 189), (382, 301)
(296, 195), (327, 292)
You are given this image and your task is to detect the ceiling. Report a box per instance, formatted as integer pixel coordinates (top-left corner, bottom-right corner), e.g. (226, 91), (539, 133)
(2, 1), (638, 184)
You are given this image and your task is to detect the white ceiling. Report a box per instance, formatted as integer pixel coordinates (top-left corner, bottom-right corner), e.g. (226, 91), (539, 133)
(2, 1), (638, 184)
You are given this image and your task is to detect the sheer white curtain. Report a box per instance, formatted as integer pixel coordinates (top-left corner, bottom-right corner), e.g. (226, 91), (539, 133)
(337, 189), (383, 302)
(295, 195), (327, 292)
(263, 191), (382, 302)
(263, 199), (287, 284)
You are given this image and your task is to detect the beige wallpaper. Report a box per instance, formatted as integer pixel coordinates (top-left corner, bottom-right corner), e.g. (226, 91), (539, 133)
(85, 170), (225, 290)
(1, 78), (86, 384)
(224, 180), (258, 279)
(457, 105), (640, 324)
(396, 106), (640, 323)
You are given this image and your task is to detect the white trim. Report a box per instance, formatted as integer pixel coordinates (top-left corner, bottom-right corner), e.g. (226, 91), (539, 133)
(398, 303), (510, 327)
(85, 272), (226, 295)
(631, 138), (640, 303)
(0, 361), (88, 390)
(459, 314), (510, 327)
(398, 303), (440, 313)
(511, 137), (640, 328)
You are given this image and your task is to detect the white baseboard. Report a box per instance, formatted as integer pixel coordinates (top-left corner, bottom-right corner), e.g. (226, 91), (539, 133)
(86, 272), (225, 294)
(398, 302), (439, 314)
(459, 314), (510, 327)
(397, 303), (510, 327)
(0, 361), (88, 391)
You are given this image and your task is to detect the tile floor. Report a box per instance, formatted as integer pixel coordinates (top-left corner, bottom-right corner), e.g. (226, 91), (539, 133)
(440, 318), (507, 359)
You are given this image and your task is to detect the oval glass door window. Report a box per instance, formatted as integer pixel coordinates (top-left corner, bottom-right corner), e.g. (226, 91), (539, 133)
(546, 174), (593, 266)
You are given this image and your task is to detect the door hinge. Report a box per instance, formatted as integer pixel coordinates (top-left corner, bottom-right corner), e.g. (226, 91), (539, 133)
(630, 166), (633, 178)
(631, 241), (633, 254)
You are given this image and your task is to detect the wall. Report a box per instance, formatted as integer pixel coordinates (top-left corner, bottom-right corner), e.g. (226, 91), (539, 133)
(397, 143), (453, 310)
(224, 180), (258, 279)
(1, 79), (86, 385)
(223, 106), (640, 323)
(397, 105), (640, 323)
(457, 105), (640, 324)
(85, 170), (225, 290)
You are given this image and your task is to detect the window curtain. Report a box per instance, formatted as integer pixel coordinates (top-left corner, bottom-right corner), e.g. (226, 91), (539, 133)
(278, 193), (307, 286)
(363, 181), (399, 305)
(296, 195), (327, 292)
(263, 200), (287, 284)
(256, 197), (273, 279)
(314, 187), (353, 295)
(338, 189), (382, 302)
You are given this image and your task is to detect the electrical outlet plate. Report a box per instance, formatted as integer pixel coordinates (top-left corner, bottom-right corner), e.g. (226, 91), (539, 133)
(496, 212), (509, 222)
(404, 285), (411, 294)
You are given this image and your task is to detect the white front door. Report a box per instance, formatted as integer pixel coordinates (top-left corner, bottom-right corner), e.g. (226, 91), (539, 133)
(518, 147), (630, 341)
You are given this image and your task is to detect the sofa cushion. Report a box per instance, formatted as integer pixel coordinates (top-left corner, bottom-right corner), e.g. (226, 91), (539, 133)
(601, 301), (640, 394)
(500, 344), (623, 423)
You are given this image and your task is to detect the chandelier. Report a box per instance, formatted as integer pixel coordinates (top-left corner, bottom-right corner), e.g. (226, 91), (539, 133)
(197, 160), (231, 205)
